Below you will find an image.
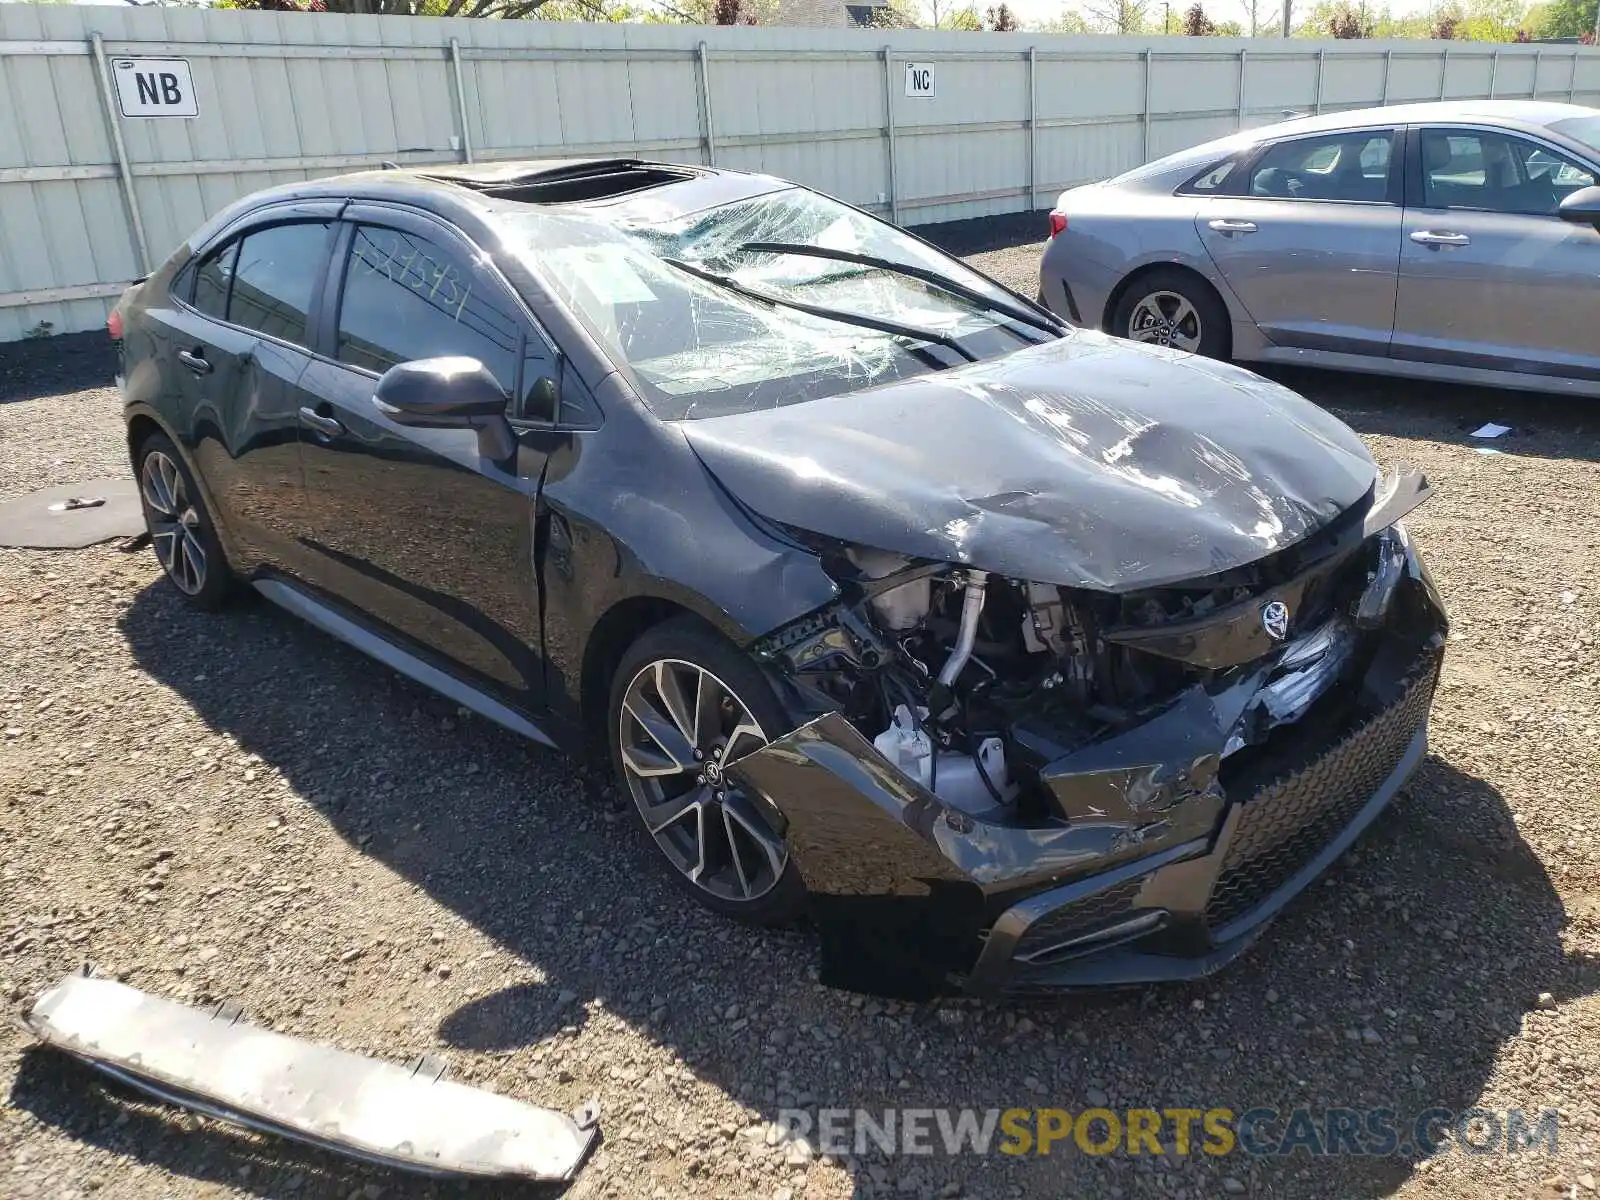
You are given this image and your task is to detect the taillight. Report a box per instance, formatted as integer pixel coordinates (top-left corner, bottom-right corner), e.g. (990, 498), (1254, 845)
(1048, 210), (1068, 238)
(106, 310), (124, 340)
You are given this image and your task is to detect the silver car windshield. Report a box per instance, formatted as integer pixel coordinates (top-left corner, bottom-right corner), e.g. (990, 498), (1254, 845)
(502, 189), (1037, 421)
(1551, 115), (1600, 158)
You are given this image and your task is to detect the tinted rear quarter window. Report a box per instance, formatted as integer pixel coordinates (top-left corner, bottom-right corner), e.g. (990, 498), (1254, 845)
(335, 224), (522, 392)
(1182, 158), (1240, 194)
(227, 222), (331, 346)
(192, 241), (238, 319)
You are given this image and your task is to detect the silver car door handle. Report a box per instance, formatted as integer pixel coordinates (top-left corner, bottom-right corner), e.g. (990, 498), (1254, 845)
(298, 407), (344, 437)
(1208, 219), (1258, 234)
(1410, 230), (1471, 247)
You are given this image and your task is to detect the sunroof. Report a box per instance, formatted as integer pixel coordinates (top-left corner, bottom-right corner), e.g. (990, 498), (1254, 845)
(419, 159), (699, 204)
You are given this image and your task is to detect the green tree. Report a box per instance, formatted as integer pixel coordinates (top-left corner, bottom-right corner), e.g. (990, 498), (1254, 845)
(1084, 0), (1150, 31)
(1238, 0), (1271, 33)
(1181, 1), (1218, 31)
(906, 0), (983, 24)
(1456, 0), (1527, 37)
(868, 0), (922, 24)
(1532, 0), (1596, 37)
(986, 1), (1020, 26)
(216, 0), (567, 14)
(1033, 6), (1095, 28)
(533, 0), (676, 17)
(1324, 0), (1378, 33)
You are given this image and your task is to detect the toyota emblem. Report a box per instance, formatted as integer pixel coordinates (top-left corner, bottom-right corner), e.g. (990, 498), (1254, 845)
(1261, 600), (1290, 641)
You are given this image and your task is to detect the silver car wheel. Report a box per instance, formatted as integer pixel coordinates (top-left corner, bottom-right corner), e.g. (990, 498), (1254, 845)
(140, 450), (208, 596)
(617, 658), (787, 904)
(1127, 290), (1203, 353)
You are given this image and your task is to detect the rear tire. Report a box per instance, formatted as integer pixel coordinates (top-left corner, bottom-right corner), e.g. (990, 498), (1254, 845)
(607, 616), (807, 927)
(134, 431), (234, 612)
(1111, 268), (1231, 359)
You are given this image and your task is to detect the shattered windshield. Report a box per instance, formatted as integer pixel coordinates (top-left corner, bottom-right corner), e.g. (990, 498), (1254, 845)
(502, 188), (1048, 420)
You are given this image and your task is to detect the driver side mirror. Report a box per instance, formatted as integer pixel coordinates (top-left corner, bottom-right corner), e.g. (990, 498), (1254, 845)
(1558, 184), (1600, 231)
(372, 356), (516, 463)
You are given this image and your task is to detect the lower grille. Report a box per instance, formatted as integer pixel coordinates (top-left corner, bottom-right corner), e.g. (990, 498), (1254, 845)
(1205, 648), (1441, 931)
(1014, 878), (1141, 963)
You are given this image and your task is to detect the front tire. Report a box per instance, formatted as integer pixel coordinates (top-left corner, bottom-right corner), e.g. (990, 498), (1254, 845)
(607, 616), (807, 926)
(1111, 268), (1230, 359)
(134, 432), (234, 611)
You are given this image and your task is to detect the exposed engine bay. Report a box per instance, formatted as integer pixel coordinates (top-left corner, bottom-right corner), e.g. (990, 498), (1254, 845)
(755, 508), (1418, 827)
(730, 460), (1445, 1001)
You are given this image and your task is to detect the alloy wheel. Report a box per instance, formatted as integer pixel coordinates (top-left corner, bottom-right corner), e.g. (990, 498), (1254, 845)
(140, 449), (208, 596)
(1127, 290), (1203, 352)
(617, 658), (788, 904)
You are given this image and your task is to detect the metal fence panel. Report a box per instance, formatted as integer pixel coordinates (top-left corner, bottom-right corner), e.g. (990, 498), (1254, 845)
(1036, 119), (1142, 193)
(1038, 53), (1144, 121)
(1244, 53), (1320, 112)
(1, 4), (1597, 340)
(1151, 52), (1243, 116)
(1320, 52), (1389, 107)
(1496, 53), (1539, 96)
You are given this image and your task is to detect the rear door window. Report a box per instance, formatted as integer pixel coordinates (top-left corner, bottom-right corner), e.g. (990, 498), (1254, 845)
(226, 222), (332, 346)
(334, 224), (523, 393)
(1246, 130), (1395, 203)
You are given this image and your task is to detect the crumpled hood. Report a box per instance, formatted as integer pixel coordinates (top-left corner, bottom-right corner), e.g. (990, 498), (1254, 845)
(679, 332), (1378, 591)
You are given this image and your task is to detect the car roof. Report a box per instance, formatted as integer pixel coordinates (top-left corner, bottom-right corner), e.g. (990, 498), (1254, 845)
(1249, 99), (1596, 140)
(185, 157), (791, 255)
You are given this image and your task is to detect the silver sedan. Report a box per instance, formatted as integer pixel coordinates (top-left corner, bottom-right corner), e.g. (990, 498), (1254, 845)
(1038, 100), (1600, 397)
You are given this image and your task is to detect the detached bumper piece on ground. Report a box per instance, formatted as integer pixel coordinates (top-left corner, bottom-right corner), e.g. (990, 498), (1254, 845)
(21, 972), (600, 1184)
(729, 471), (1449, 1001)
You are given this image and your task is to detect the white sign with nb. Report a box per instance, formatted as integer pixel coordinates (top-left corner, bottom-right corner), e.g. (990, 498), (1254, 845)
(111, 58), (199, 118)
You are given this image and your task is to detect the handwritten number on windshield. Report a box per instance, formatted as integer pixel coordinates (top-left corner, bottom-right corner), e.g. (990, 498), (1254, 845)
(353, 231), (473, 323)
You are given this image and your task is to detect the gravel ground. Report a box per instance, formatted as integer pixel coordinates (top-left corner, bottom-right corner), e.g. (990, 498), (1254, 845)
(4, 229), (1600, 1200)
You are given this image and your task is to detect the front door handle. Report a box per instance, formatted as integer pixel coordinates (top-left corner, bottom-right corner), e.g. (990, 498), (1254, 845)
(1208, 218), (1258, 234)
(298, 407), (344, 437)
(1410, 230), (1471, 248)
(176, 349), (211, 375)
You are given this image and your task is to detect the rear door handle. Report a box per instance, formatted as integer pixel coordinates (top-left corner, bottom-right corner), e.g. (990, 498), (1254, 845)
(1410, 230), (1471, 247)
(176, 349), (211, 375)
(1208, 218), (1258, 234)
(298, 407), (344, 437)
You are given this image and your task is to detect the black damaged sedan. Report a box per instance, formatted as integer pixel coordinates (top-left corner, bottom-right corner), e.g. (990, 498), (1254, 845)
(113, 158), (1447, 1000)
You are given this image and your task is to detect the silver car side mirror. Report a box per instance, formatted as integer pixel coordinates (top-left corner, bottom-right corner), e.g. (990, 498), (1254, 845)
(1557, 185), (1600, 232)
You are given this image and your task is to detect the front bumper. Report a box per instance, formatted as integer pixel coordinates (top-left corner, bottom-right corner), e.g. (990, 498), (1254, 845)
(969, 640), (1437, 995)
(728, 572), (1446, 1001)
